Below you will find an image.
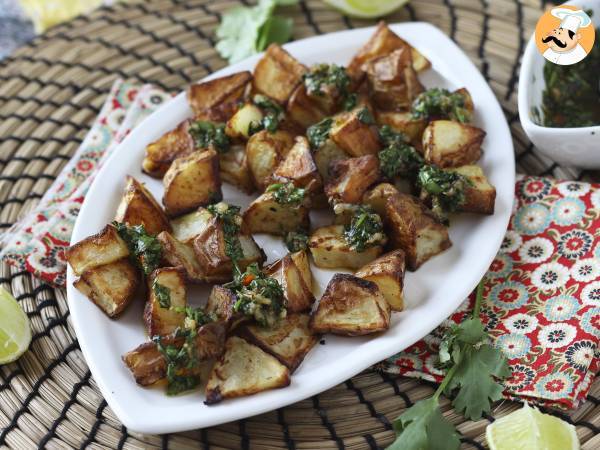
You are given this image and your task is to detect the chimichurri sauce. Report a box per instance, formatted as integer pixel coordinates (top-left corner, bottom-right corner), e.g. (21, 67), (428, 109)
(541, 27), (600, 127)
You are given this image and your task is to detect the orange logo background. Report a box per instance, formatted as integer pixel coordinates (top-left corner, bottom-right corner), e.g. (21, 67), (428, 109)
(534, 5), (595, 55)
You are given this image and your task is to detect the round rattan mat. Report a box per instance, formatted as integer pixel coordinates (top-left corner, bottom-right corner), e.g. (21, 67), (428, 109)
(0, 0), (599, 448)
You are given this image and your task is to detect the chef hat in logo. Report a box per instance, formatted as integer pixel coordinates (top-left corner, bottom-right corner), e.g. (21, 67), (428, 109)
(551, 7), (592, 33)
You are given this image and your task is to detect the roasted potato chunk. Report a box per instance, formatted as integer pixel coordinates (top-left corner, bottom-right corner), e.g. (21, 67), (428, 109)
(264, 253), (315, 313)
(309, 225), (383, 270)
(157, 231), (205, 283)
(385, 194), (451, 270)
(330, 108), (381, 157)
(313, 138), (350, 181)
(286, 84), (328, 129)
(364, 48), (423, 111)
(193, 220), (265, 282)
(450, 165), (496, 214)
(273, 136), (323, 197)
(205, 336), (291, 404)
(240, 314), (318, 371)
(225, 103), (264, 140)
(290, 250), (313, 293)
(170, 207), (213, 244)
(310, 274), (390, 336)
(348, 21), (430, 79)
(122, 341), (167, 386)
(253, 44), (307, 104)
(243, 191), (310, 236)
(246, 129), (295, 191)
(73, 258), (139, 317)
(144, 268), (187, 337)
(66, 224), (130, 276)
(163, 149), (222, 217)
(187, 71), (252, 121)
(422, 120), (485, 168)
(115, 176), (171, 236)
(362, 183), (401, 217)
(355, 250), (405, 311)
(143, 120), (195, 178)
(325, 155), (380, 205)
(376, 111), (428, 145)
(219, 145), (255, 194)
(206, 285), (246, 332)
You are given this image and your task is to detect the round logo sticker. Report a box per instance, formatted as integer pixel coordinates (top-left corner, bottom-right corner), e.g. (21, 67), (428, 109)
(535, 5), (595, 66)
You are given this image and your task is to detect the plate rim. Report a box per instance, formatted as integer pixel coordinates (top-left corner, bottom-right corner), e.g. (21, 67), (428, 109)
(67, 21), (515, 434)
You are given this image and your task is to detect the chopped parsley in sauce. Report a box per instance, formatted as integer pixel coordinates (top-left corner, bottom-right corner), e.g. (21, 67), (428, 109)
(153, 327), (200, 396)
(249, 94), (285, 134)
(266, 182), (305, 206)
(417, 165), (470, 223)
(189, 120), (230, 153)
(152, 279), (171, 309)
(207, 202), (244, 264)
(284, 230), (309, 253)
(378, 125), (424, 179)
(307, 117), (333, 149)
(113, 222), (162, 275)
(303, 63), (356, 110)
(411, 88), (471, 123)
(343, 206), (386, 252)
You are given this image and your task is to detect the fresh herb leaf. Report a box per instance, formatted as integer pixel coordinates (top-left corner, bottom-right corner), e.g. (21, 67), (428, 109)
(216, 0), (298, 64)
(357, 107), (375, 125)
(207, 202), (244, 264)
(225, 263), (286, 327)
(266, 182), (305, 206)
(343, 206), (386, 252)
(113, 222), (162, 276)
(152, 279), (171, 309)
(417, 165), (470, 223)
(307, 117), (333, 149)
(411, 87), (471, 123)
(189, 121), (230, 153)
(284, 230), (309, 252)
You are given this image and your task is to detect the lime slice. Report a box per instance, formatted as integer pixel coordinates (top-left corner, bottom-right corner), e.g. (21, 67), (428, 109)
(486, 403), (579, 450)
(0, 287), (31, 364)
(323, 0), (410, 19)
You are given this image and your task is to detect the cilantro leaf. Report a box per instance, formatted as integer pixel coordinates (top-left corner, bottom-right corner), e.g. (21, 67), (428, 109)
(257, 16), (294, 51)
(389, 397), (460, 450)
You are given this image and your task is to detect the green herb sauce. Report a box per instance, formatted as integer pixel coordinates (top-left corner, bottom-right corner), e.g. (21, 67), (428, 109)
(411, 88), (471, 123)
(113, 222), (162, 276)
(189, 120), (230, 153)
(284, 230), (309, 253)
(417, 165), (470, 223)
(357, 107), (376, 125)
(378, 125), (424, 179)
(266, 182), (305, 206)
(307, 117), (333, 149)
(153, 327), (200, 396)
(249, 94), (285, 134)
(343, 206), (386, 252)
(207, 202), (244, 265)
(152, 279), (171, 309)
(303, 63), (356, 110)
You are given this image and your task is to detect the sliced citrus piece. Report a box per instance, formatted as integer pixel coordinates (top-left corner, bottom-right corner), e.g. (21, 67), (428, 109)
(0, 287), (31, 364)
(323, 0), (409, 19)
(486, 403), (579, 450)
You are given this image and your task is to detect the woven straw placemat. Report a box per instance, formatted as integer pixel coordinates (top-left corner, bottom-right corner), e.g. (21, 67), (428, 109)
(0, 0), (598, 449)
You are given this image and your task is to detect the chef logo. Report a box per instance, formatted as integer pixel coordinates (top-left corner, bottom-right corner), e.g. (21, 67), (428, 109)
(535, 6), (595, 66)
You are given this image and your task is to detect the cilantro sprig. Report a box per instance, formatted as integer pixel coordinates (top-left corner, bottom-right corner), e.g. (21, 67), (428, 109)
(387, 281), (510, 449)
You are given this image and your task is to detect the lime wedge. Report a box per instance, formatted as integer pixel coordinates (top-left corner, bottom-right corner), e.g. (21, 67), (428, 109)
(323, 0), (410, 19)
(0, 287), (31, 364)
(486, 403), (579, 450)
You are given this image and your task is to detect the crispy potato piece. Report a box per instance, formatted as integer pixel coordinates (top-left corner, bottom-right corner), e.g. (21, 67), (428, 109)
(243, 191), (310, 236)
(219, 145), (255, 194)
(362, 183), (401, 218)
(364, 48), (423, 111)
(115, 176), (171, 236)
(122, 341), (167, 386)
(193, 220), (265, 282)
(170, 207), (213, 244)
(385, 194), (451, 270)
(309, 274), (390, 336)
(313, 139), (350, 181)
(264, 253), (315, 313)
(66, 224), (130, 276)
(73, 259), (139, 317)
(348, 21), (430, 79)
(205, 336), (290, 404)
(450, 165), (496, 214)
(246, 129), (295, 191)
(309, 225), (383, 270)
(330, 108), (381, 157)
(454, 88), (474, 118)
(225, 103), (264, 140)
(355, 250), (405, 311)
(325, 155), (380, 205)
(187, 71), (252, 121)
(144, 268), (187, 337)
(375, 111), (428, 146)
(286, 84), (327, 129)
(240, 313), (318, 371)
(163, 149), (222, 217)
(195, 322), (228, 360)
(273, 137), (323, 197)
(143, 120), (195, 178)
(253, 44), (307, 104)
(290, 250), (313, 293)
(422, 120), (485, 168)
(157, 231), (205, 283)
(205, 286), (246, 332)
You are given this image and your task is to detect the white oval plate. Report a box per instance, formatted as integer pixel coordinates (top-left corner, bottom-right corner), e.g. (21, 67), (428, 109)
(67, 22), (515, 434)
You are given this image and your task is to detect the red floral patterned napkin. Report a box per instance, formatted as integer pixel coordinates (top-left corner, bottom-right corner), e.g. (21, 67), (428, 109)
(380, 177), (600, 409)
(0, 80), (172, 287)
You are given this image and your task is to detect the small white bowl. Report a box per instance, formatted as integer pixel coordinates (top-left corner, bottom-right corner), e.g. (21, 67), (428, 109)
(518, 0), (600, 168)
